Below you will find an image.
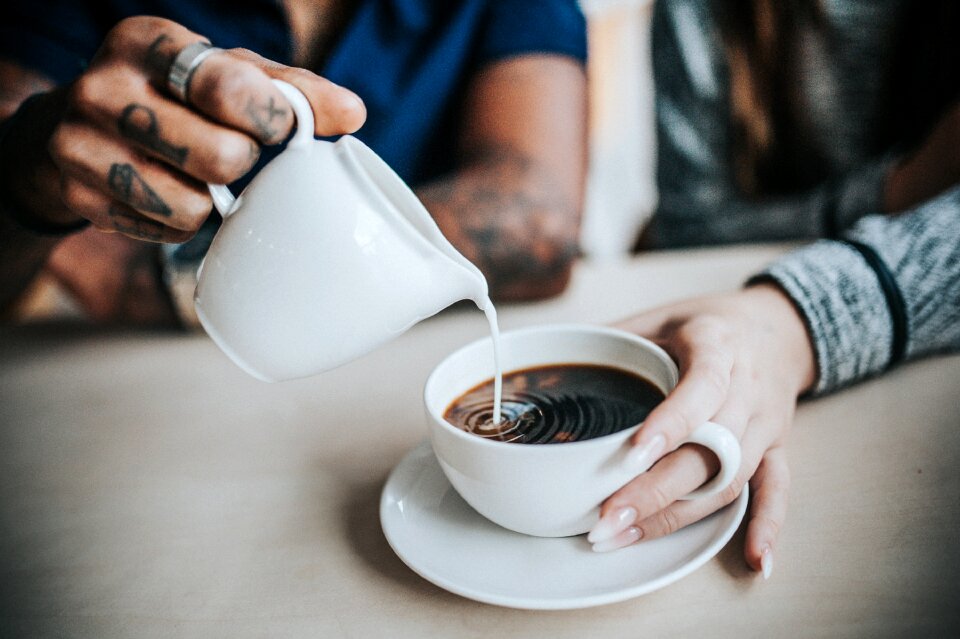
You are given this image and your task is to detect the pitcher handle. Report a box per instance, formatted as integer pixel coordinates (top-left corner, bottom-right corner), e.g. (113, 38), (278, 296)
(207, 79), (316, 217)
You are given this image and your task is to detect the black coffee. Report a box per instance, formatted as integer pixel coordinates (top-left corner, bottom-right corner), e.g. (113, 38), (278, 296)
(444, 363), (665, 444)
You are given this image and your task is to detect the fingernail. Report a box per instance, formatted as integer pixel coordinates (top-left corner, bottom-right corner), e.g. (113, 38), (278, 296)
(587, 506), (637, 544)
(591, 526), (642, 553)
(761, 547), (773, 580)
(625, 434), (666, 474)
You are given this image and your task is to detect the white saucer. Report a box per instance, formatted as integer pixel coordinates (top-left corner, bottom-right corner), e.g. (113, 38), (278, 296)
(380, 441), (748, 610)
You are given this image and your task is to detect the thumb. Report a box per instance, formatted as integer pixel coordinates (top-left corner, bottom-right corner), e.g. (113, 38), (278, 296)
(226, 48), (366, 136)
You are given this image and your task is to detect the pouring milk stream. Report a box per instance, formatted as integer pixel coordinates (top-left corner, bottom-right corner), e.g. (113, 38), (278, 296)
(194, 80), (503, 422)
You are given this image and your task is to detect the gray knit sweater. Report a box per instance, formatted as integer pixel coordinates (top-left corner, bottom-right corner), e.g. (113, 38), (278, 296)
(649, 0), (960, 394)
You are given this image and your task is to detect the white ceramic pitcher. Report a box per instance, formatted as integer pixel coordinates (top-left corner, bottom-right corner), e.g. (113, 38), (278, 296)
(194, 80), (490, 382)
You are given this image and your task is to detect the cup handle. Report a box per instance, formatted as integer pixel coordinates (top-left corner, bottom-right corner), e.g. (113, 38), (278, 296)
(677, 421), (742, 501)
(207, 79), (317, 217)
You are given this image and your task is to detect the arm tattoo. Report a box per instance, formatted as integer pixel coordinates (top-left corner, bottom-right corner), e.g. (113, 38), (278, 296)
(245, 96), (288, 142)
(108, 163), (173, 218)
(118, 103), (189, 166)
(420, 145), (580, 298)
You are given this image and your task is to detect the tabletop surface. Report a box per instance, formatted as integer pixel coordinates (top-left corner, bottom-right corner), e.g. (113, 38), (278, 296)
(1, 244), (958, 638)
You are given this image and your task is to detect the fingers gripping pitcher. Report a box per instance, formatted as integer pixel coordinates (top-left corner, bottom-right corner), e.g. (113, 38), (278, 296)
(194, 80), (494, 382)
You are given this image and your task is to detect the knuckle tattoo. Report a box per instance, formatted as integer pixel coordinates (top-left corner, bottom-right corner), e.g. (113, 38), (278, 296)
(117, 103), (189, 166)
(244, 93), (290, 143)
(107, 204), (166, 241)
(144, 33), (175, 75)
(106, 163), (173, 218)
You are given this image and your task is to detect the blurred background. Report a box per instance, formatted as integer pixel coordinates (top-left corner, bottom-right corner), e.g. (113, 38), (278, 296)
(581, 0), (656, 260)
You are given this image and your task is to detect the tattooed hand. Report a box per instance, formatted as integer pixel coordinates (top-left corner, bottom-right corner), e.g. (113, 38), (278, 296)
(10, 16), (365, 243)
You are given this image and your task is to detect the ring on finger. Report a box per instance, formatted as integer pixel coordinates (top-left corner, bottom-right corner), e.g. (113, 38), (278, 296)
(167, 41), (222, 103)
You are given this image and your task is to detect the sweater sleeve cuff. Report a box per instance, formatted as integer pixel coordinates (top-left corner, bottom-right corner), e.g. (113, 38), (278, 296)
(750, 241), (892, 394)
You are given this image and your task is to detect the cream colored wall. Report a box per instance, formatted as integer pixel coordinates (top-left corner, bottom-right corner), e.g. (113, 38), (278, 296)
(580, 0), (657, 259)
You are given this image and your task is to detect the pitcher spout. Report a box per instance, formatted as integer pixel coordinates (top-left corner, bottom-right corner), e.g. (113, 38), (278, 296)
(337, 134), (492, 305)
(444, 257), (491, 309)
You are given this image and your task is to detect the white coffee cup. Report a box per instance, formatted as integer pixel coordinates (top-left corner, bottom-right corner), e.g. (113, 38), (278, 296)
(424, 324), (742, 537)
(194, 80), (489, 382)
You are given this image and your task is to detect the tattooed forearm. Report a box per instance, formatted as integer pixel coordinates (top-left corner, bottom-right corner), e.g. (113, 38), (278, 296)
(245, 96), (287, 142)
(118, 103), (189, 165)
(107, 163), (173, 217)
(419, 145), (580, 300)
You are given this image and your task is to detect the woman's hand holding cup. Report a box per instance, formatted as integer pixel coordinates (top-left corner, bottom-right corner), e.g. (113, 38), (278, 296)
(425, 324), (743, 540)
(591, 284), (817, 579)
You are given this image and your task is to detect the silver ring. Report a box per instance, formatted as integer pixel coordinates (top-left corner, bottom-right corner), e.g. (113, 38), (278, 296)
(167, 41), (222, 103)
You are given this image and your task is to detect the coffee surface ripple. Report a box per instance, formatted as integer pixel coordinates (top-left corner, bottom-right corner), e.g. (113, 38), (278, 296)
(452, 391), (654, 444)
(444, 364), (665, 444)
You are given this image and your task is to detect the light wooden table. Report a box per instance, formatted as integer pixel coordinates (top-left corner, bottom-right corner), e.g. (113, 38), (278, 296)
(1, 245), (958, 638)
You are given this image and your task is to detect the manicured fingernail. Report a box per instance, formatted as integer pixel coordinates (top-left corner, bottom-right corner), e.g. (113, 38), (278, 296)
(591, 526), (642, 553)
(761, 547), (773, 580)
(587, 506), (637, 544)
(625, 434), (666, 473)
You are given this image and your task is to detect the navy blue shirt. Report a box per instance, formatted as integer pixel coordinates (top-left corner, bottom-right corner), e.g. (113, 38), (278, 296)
(1, 0), (587, 186)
